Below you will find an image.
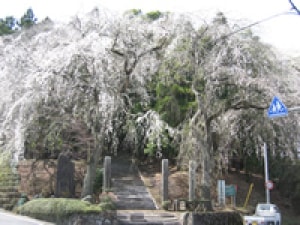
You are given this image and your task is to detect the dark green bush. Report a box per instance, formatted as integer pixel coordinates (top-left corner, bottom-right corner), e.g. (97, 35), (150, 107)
(17, 198), (102, 222)
(146, 11), (162, 20)
(93, 168), (103, 194)
(131, 9), (142, 16)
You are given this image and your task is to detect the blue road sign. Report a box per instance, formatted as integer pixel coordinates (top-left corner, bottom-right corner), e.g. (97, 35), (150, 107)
(267, 96), (288, 118)
(225, 185), (236, 197)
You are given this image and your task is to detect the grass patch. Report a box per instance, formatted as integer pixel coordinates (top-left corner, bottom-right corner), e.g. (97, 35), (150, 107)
(17, 198), (103, 222)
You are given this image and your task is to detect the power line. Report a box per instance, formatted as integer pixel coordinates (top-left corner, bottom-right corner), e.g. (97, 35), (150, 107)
(219, 11), (291, 41)
(217, 0), (300, 42)
(289, 0), (300, 15)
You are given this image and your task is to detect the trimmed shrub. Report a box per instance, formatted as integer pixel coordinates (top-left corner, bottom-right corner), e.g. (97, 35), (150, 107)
(17, 198), (102, 222)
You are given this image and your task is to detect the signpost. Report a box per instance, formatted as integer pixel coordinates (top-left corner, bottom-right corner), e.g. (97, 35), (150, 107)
(225, 185), (237, 207)
(263, 143), (271, 204)
(265, 96), (287, 203)
(266, 180), (274, 190)
(265, 96), (300, 203)
(225, 185), (236, 196)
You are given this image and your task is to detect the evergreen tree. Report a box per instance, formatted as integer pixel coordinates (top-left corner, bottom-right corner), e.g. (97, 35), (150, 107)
(20, 8), (37, 28)
(0, 16), (17, 36)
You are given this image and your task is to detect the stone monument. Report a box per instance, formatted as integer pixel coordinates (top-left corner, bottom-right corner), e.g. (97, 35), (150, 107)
(55, 151), (75, 197)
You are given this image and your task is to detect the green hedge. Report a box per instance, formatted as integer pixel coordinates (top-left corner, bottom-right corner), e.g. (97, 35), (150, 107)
(17, 198), (103, 222)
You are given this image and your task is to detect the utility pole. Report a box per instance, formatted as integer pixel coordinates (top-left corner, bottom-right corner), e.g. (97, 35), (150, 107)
(263, 143), (270, 204)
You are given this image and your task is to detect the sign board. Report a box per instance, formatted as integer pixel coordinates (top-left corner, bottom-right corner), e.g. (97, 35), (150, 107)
(267, 96), (288, 118)
(225, 185), (236, 197)
(265, 180), (274, 190)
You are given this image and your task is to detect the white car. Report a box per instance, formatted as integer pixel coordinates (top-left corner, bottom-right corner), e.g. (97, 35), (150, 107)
(243, 203), (281, 225)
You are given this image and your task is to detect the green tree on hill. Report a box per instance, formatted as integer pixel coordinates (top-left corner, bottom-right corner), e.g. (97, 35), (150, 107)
(0, 8), (37, 36)
(20, 8), (38, 28)
(0, 16), (17, 35)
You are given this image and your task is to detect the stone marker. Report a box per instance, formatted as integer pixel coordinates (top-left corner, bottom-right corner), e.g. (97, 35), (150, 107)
(103, 156), (111, 192)
(162, 159), (168, 203)
(189, 160), (196, 201)
(217, 180), (226, 207)
(55, 151), (75, 197)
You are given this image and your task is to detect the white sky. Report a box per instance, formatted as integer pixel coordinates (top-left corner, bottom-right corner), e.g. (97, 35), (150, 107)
(0, 0), (300, 55)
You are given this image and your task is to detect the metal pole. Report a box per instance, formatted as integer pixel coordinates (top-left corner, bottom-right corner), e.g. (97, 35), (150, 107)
(243, 183), (254, 208)
(264, 143), (270, 203)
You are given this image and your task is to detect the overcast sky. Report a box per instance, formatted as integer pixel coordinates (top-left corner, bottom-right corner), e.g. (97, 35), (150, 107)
(0, 0), (300, 55)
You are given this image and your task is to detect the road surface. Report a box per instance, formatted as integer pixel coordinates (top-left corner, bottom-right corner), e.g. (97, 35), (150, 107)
(0, 210), (54, 225)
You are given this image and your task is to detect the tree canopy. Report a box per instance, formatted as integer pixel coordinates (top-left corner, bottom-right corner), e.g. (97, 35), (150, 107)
(0, 8), (299, 202)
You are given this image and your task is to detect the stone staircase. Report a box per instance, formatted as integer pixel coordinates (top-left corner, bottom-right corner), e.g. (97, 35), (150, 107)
(111, 155), (157, 210)
(110, 155), (182, 225)
(0, 166), (20, 210)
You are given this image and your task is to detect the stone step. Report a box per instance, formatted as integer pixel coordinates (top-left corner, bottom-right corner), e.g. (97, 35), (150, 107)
(115, 200), (157, 210)
(112, 180), (145, 185)
(115, 193), (152, 198)
(117, 211), (181, 225)
(112, 185), (149, 191)
(116, 197), (153, 203)
(113, 189), (150, 195)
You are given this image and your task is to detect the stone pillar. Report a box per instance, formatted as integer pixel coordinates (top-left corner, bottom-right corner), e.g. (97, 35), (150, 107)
(199, 185), (213, 211)
(161, 159), (168, 202)
(103, 156), (111, 192)
(217, 180), (226, 207)
(55, 152), (75, 197)
(200, 185), (211, 200)
(189, 160), (196, 201)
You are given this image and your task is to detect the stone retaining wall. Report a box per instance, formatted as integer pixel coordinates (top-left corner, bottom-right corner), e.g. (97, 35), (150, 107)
(58, 212), (117, 225)
(22, 212), (117, 225)
(51, 211), (243, 225)
(17, 160), (85, 198)
(185, 211), (243, 225)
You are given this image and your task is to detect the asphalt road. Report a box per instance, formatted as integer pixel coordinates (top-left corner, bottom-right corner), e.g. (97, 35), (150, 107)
(0, 211), (54, 225)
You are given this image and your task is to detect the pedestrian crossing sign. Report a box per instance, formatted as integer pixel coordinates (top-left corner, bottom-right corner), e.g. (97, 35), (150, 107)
(267, 96), (288, 118)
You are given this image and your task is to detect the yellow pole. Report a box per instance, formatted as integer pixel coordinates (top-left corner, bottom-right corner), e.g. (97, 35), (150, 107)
(243, 183), (254, 209)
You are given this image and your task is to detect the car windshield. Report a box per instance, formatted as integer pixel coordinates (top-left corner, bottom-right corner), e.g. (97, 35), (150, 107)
(258, 205), (271, 210)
